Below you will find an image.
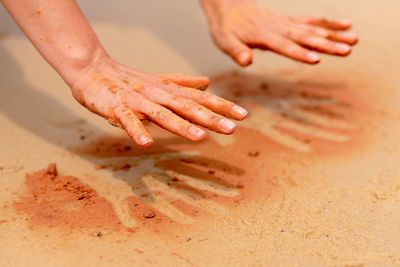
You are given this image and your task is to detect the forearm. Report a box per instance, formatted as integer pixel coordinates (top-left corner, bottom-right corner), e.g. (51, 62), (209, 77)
(0, 0), (107, 86)
(200, 0), (255, 18)
(1, 0), (247, 146)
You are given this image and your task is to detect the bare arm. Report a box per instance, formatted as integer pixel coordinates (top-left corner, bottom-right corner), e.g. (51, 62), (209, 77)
(1, 0), (248, 147)
(1, 0), (104, 86)
(200, 0), (358, 66)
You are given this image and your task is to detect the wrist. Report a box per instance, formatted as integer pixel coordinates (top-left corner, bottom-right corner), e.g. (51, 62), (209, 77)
(57, 45), (109, 89)
(200, 0), (257, 28)
(200, 0), (256, 13)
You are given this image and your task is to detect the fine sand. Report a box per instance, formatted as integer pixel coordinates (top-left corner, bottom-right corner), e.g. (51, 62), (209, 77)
(1, 0), (400, 266)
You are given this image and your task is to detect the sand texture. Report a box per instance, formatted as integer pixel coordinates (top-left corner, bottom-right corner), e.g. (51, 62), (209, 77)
(1, 0), (400, 266)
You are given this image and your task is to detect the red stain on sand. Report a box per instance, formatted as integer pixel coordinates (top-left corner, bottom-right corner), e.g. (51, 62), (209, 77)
(24, 69), (374, 233)
(134, 248), (144, 254)
(14, 164), (125, 232)
(75, 84), (372, 232)
(75, 125), (281, 233)
(78, 126), (293, 233)
(126, 196), (174, 232)
(211, 69), (373, 157)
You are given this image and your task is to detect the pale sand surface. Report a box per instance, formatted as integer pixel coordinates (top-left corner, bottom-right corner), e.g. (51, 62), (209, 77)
(1, 0), (400, 266)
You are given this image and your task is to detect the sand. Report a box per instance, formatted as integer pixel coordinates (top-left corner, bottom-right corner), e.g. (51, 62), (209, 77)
(1, 0), (400, 266)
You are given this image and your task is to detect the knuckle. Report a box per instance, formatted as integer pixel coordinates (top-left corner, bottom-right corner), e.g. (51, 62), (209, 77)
(328, 31), (339, 39)
(316, 28), (330, 37)
(284, 43), (301, 55)
(131, 93), (150, 112)
(212, 30), (231, 48)
(329, 44), (339, 51)
(280, 39), (293, 50)
(181, 100), (202, 113)
(320, 18), (329, 24)
(179, 121), (192, 132)
(196, 91), (211, 102)
(303, 35), (318, 44)
(154, 109), (171, 118)
(324, 41), (338, 51)
(170, 95), (180, 102)
(210, 114), (223, 124)
(211, 96), (227, 108)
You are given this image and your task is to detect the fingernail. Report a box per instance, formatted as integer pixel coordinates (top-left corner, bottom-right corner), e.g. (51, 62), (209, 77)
(219, 119), (236, 132)
(189, 126), (206, 139)
(238, 52), (251, 66)
(139, 135), (152, 145)
(341, 32), (357, 38)
(335, 43), (351, 53)
(341, 32), (358, 44)
(233, 105), (248, 117)
(338, 19), (351, 25)
(307, 52), (320, 63)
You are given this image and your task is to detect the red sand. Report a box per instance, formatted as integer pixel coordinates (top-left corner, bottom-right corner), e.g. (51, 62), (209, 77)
(14, 164), (125, 232)
(12, 69), (375, 236)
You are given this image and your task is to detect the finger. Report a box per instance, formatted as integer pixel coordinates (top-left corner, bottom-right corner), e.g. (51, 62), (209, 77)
(161, 85), (248, 120)
(260, 32), (320, 64)
(125, 92), (207, 141)
(158, 74), (210, 90)
(135, 112), (147, 120)
(326, 31), (358, 45)
(145, 90), (237, 134)
(303, 24), (358, 45)
(294, 34), (352, 56)
(215, 34), (253, 66)
(297, 16), (352, 30)
(114, 105), (153, 147)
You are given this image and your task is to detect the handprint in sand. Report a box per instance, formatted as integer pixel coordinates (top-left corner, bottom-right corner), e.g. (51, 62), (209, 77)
(78, 135), (257, 229)
(210, 70), (366, 152)
(16, 70), (368, 232)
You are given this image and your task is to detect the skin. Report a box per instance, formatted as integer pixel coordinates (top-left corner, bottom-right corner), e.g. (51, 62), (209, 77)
(0, 0), (357, 147)
(0, 0), (247, 147)
(200, 0), (358, 66)
(72, 57), (247, 147)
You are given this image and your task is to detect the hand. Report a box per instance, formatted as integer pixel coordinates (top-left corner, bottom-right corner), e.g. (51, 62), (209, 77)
(201, 0), (358, 66)
(70, 56), (248, 147)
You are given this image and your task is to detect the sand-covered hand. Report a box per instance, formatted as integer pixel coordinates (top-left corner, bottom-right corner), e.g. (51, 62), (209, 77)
(71, 56), (248, 147)
(201, 0), (358, 66)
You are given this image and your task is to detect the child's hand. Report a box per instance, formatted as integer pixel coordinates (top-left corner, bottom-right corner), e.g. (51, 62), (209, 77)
(71, 56), (248, 147)
(201, 0), (358, 66)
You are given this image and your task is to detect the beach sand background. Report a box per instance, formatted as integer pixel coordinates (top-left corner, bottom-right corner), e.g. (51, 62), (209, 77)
(1, 0), (400, 266)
